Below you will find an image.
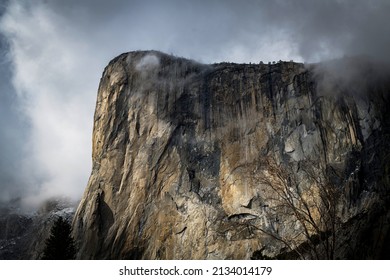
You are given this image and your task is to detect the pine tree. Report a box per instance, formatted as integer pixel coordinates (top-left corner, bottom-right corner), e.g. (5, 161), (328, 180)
(41, 216), (77, 260)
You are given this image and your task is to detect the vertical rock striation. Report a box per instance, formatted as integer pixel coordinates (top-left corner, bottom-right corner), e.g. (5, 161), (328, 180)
(73, 51), (390, 259)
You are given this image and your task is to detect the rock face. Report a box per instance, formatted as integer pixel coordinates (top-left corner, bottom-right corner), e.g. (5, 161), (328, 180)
(73, 51), (390, 259)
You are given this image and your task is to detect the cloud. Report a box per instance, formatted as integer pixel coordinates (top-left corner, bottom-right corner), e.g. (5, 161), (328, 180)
(0, 0), (30, 203)
(0, 1), (97, 207)
(270, 0), (390, 63)
(135, 54), (160, 71)
(0, 0), (389, 208)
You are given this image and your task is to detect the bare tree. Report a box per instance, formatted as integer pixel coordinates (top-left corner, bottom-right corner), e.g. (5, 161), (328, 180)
(254, 158), (342, 259)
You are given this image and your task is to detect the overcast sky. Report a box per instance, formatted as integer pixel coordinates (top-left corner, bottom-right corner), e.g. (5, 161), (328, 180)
(0, 0), (389, 208)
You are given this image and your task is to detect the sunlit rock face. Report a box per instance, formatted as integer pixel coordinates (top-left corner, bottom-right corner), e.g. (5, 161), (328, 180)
(73, 51), (390, 259)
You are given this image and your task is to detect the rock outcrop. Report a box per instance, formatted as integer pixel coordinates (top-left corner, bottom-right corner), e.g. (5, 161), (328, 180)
(73, 51), (390, 259)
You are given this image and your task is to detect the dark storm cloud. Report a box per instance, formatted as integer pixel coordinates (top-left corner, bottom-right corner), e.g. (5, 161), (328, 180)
(36, 0), (301, 63)
(266, 0), (390, 62)
(39, 0), (390, 63)
(0, 0), (389, 208)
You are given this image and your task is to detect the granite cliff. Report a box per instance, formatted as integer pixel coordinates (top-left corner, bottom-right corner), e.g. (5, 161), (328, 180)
(73, 51), (390, 259)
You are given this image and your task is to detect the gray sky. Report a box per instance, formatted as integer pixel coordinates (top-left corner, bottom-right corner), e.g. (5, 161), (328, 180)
(0, 0), (389, 208)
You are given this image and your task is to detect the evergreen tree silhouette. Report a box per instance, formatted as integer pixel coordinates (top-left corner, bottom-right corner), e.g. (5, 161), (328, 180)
(42, 216), (76, 260)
